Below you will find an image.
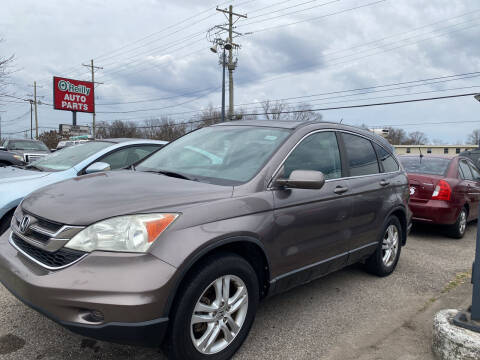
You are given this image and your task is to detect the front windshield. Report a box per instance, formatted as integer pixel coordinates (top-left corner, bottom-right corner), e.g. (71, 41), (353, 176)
(136, 126), (291, 185)
(30, 141), (112, 171)
(9, 140), (49, 151)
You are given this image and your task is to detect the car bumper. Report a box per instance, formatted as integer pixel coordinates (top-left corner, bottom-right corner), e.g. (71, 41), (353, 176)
(0, 230), (177, 346)
(409, 199), (459, 225)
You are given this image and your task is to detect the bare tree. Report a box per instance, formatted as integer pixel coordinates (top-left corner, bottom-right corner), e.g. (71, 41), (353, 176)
(290, 103), (323, 122)
(467, 129), (480, 145)
(261, 100), (289, 120)
(38, 130), (61, 149)
(0, 39), (15, 108)
(405, 131), (428, 145)
(384, 127), (407, 145)
(261, 100), (322, 122)
(107, 120), (139, 138)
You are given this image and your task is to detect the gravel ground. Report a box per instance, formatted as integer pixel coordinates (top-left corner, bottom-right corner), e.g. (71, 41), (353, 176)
(0, 223), (476, 360)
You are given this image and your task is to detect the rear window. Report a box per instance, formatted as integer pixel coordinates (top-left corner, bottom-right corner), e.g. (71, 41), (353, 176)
(342, 133), (379, 176)
(399, 157), (450, 175)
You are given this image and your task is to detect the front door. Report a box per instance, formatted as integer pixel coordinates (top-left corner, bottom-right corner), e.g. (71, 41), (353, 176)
(272, 131), (351, 291)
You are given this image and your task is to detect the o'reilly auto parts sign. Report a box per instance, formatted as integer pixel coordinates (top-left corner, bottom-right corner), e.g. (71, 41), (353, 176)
(53, 77), (94, 113)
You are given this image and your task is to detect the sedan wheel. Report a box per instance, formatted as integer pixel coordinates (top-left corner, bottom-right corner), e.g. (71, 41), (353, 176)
(448, 208), (468, 239)
(191, 275), (249, 355)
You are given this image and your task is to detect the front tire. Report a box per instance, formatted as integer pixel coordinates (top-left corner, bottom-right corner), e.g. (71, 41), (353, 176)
(448, 207), (468, 239)
(166, 253), (259, 360)
(365, 216), (402, 277)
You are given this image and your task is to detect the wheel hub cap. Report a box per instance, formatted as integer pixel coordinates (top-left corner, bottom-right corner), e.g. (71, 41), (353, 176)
(190, 275), (249, 355)
(382, 224), (399, 267)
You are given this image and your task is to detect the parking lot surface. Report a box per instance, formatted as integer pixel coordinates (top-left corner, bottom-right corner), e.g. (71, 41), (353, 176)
(0, 223), (476, 360)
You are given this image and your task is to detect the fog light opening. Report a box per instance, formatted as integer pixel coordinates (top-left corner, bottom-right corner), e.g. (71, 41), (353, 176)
(82, 309), (105, 323)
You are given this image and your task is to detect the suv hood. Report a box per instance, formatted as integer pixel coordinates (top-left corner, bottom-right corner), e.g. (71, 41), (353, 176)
(0, 166), (51, 183)
(22, 170), (234, 226)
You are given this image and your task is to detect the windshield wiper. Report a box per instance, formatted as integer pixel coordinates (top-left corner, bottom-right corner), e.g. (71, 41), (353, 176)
(144, 170), (197, 181)
(25, 164), (44, 172)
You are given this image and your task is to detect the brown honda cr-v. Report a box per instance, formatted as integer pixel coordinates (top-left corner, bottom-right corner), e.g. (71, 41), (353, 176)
(0, 120), (410, 360)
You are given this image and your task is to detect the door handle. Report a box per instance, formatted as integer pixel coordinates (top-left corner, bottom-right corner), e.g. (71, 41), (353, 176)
(380, 180), (390, 187)
(334, 186), (349, 194)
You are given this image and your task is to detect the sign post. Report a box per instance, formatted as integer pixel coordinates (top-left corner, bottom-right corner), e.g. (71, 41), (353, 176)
(53, 77), (94, 131)
(452, 94), (480, 331)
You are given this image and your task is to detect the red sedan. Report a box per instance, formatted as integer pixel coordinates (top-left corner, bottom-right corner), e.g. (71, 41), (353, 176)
(399, 155), (480, 238)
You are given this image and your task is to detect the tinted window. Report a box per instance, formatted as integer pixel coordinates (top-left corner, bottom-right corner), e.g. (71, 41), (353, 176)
(468, 162), (480, 181)
(459, 161), (473, 180)
(101, 145), (160, 170)
(373, 143), (399, 173)
(137, 126), (291, 185)
(8, 140), (49, 151)
(400, 157), (450, 175)
(342, 133), (379, 176)
(283, 131), (341, 180)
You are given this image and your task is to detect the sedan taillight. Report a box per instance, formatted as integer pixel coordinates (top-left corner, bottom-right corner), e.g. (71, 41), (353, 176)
(432, 180), (451, 201)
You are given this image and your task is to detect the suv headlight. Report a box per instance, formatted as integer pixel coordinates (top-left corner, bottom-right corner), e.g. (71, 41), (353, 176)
(65, 214), (178, 253)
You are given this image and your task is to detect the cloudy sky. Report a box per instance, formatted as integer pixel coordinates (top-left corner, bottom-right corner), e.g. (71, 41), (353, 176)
(1, 0), (480, 143)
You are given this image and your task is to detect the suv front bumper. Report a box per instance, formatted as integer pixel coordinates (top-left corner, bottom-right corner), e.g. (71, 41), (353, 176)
(0, 230), (177, 346)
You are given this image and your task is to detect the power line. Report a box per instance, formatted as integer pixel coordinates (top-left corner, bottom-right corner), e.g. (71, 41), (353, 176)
(97, 86), (220, 106)
(245, 0), (387, 33)
(97, 86), (221, 114)
(88, 92), (480, 132)
(94, 71), (480, 117)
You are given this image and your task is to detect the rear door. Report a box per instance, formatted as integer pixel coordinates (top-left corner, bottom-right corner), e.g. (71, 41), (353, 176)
(465, 160), (480, 219)
(458, 159), (478, 220)
(339, 132), (386, 263)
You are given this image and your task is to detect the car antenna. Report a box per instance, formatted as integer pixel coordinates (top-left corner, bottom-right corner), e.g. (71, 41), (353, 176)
(418, 147), (423, 162)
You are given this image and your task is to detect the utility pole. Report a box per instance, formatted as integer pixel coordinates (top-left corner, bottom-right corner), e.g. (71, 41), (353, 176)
(29, 100), (33, 139)
(34, 81), (38, 139)
(82, 59), (103, 138)
(215, 5), (247, 120)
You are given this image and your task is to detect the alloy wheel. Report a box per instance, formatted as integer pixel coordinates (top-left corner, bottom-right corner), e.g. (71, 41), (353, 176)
(190, 275), (249, 355)
(459, 210), (467, 235)
(382, 224), (399, 268)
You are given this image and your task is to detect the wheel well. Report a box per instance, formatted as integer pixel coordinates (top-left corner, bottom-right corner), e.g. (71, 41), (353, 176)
(391, 209), (407, 246)
(0, 208), (15, 232)
(167, 241), (270, 317)
(463, 203), (469, 216)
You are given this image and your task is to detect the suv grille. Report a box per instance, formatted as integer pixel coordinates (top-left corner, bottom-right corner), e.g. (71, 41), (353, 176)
(24, 154), (46, 163)
(11, 233), (86, 269)
(11, 208), (86, 270)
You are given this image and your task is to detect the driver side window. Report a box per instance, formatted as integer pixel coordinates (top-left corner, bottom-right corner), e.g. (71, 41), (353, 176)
(283, 131), (342, 180)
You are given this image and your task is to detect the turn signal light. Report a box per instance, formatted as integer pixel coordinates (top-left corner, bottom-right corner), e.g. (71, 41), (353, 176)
(145, 214), (178, 243)
(432, 180), (451, 201)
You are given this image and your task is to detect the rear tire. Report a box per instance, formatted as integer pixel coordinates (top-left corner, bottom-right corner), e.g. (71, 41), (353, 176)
(365, 216), (402, 277)
(448, 207), (468, 239)
(166, 253), (259, 360)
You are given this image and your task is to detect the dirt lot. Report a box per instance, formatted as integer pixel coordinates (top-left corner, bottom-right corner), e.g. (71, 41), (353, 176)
(0, 223), (476, 359)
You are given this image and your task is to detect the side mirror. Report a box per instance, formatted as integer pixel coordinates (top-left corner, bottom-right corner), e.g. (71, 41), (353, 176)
(275, 170), (326, 190)
(85, 162), (111, 174)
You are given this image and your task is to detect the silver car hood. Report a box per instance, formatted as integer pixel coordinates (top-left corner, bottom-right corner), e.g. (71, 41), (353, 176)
(0, 166), (50, 183)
